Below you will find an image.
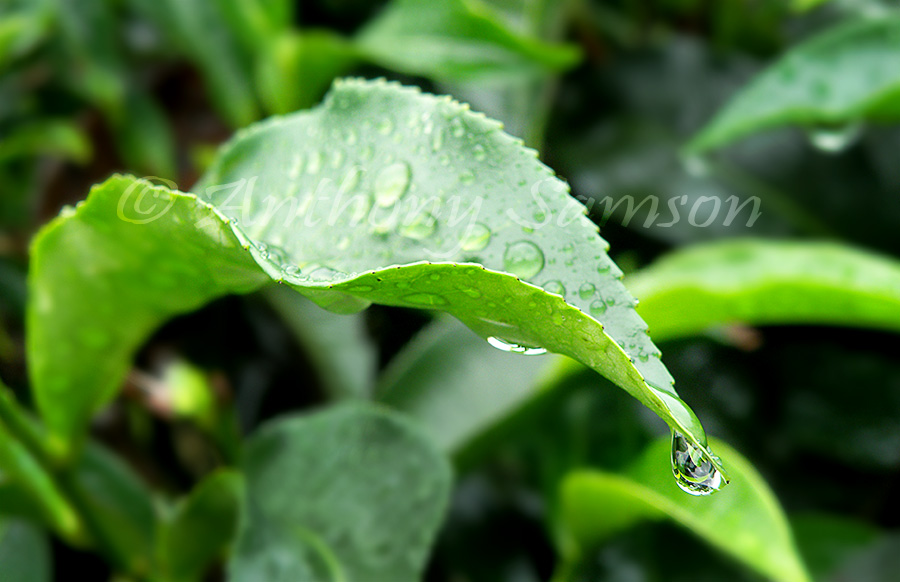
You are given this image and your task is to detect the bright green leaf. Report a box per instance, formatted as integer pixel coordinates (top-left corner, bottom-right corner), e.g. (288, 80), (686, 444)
(688, 16), (900, 153)
(29, 79), (718, 480)
(0, 519), (51, 582)
(157, 470), (242, 582)
(228, 403), (451, 582)
(356, 0), (581, 82)
(0, 0), (54, 70)
(559, 438), (811, 582)
(627, 239), (900, 341)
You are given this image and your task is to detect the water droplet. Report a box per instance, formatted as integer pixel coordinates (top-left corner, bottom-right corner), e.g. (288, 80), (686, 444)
(598, 263), (611, 274)
(807, 122), (863, 154)
(589, 299), (607, 317)
(450, 117), (465, 138)
(460, 223), (491, 251)
(543, 280), (566, 296)
(374, 162), (412, 207)
(438, 154), (450, 166)
(487, 336), (547, 356)
(377, 118), (394, 135)
(432, 128), (444, 151)
(307, 266), (343, 281)
(331, 149), (345, 168)
(503, 241), (544, 279)
(345, 129), (358, 145)
(459, 170), (475, 185)
(307, 150), (322, 174)
(578, 283), (596, 300)
(400, 212), (437, 240)
(403, 293), (448, 306)
(472, 144), (486, 161)
(670, 431), (727, 496)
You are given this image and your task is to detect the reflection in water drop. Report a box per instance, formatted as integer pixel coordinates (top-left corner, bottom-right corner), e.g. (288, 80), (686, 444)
(670, 431), (728, 496)
(487, 336), (547, 356)
(807, 122), (863, 154)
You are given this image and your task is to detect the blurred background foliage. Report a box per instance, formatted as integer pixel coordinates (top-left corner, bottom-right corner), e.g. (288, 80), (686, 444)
(3, 0), (900, 580)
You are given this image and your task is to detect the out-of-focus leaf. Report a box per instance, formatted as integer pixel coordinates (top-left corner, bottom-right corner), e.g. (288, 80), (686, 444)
(559, 438), (811, 582)
(263, 285), (375, 399)
(378, 315), (555, 452)
(62, 443), (158, 576)
(214, 0), (294, 54)
(688, 17), (900, 153)
(828, 535), (900, 582)
(255, 29), (359, 114)
(228, 403), (451, 582)
(0, 519), (51, 582)
(31, 80), (718, 477)
(157, 470), (242, 582)
(0, 383), (81, 541)
(0, 119), (91, 164)
(113, 93), (177, 178)
(0, 0), (55, 69)
(791, 514), (880, 581)
(627, 239), (900, 341)
(356, 0), (581, 82)
(126, 0), (259, 126)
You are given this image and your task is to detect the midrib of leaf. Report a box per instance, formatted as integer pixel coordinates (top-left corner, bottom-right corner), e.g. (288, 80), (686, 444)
(29, 79), (719, 476)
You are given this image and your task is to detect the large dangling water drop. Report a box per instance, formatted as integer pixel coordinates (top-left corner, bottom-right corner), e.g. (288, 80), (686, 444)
(670, 431), (727, 496)
(487, 336), (547, 356)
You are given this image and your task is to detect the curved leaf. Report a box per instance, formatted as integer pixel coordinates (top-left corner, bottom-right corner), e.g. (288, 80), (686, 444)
(29, 79), (716, 476)
(627, 239), (900, 341)
(229, 403), (451, 582)
(688, 16), (900, 153)
(559, 438), (811, 582)
(356, 0), (581, 81)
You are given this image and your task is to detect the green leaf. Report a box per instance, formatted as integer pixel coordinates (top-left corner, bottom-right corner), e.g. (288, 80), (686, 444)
(157, 470), (242, 582)
(0, 383), (82, 541)
(559, 438), (811, 582)
(0, 0), (54, 70)
(0, 119), (91, 164)
(356, 0), (581, 82)
(0, 519), (51, 582)
(626, 239), (900, 341)
(29, 79), (717, 480)
(687, 16), (900, 153)
(377, 315), (556, 452)
(228, 403), (451, 582)
(256, 29), (360, 114)
(62, 444), (158, 576)
(263, 286), (376, 400)
(214, 0), (294, 55)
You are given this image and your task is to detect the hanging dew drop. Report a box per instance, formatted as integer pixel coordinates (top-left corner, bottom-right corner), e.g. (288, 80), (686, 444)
(670, 431), (727, 496)
(486, 336), (547, 355)
(806, 122), (863, 154)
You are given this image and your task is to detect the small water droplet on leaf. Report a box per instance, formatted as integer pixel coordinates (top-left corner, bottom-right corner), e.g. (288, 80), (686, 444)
(503, 240), (544, 279)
